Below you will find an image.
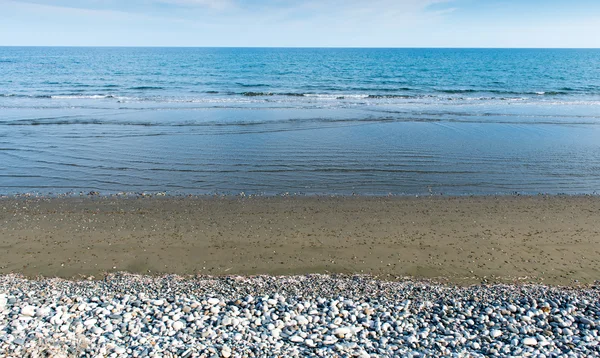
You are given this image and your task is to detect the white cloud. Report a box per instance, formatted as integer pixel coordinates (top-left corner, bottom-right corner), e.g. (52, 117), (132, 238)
(154, 0), (236, 10)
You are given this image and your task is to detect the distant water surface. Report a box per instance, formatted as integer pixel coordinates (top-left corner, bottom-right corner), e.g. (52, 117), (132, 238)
(1, 47), (600, 195)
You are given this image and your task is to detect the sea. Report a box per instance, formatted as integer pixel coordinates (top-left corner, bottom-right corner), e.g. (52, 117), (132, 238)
(1, 47), (600, 196)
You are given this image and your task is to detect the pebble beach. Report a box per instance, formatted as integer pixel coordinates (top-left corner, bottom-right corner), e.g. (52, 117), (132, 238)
(1, 274), (599, 357)
(1, 195), (600, 357)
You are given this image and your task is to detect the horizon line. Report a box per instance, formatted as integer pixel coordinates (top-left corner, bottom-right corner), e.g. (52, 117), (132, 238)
(1, 46), (599, 50)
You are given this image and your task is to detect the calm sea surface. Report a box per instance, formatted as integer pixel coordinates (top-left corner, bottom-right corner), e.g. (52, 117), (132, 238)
(1, 47), (600, 195)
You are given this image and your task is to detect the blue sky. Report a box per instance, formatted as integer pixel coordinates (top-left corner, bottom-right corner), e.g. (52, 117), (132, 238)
(1, 0), (599, 47)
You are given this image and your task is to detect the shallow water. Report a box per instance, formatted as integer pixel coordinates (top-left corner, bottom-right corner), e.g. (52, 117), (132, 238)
(1, 47), (600, 195)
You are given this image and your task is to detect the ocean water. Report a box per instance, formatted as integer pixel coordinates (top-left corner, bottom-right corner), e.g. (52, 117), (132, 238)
(1, 47), (600, 195)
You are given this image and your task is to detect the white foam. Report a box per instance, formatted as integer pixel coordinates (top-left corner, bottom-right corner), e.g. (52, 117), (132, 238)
(51, 95), (113, 99)
(303, 94), (369, 100)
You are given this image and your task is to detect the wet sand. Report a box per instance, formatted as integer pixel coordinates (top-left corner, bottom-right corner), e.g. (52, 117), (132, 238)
(0, 196), (599, 285)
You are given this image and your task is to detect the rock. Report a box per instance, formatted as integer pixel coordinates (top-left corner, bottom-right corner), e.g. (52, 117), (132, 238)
(84, 319), (98, 327)
(579, 317), (595, 326)
(334, 327), (353, 337)
(491, 329), (502, 338)
(173, 321), (185, 331)
(20, 306), (36, 317)
(35, 306), (51, 317)
(208, 298), (220, 305)
(523, 337), (538, 346)
(323, 335), (338, 345)
(295, 315), (309, 325)
(290, 335), (303, 343)
(114, 346), (126, 354)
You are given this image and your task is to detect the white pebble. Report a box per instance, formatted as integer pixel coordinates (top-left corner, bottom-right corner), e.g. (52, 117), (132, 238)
(20, 306), (36, 317)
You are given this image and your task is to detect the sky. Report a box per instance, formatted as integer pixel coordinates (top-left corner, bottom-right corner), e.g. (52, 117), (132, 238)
(1, 0), (599, 47)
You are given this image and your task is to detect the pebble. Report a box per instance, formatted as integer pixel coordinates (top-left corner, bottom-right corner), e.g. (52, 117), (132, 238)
(0, 274), (599, 357)
(20, 306), (36, 317)
(114, 346), (126, 354)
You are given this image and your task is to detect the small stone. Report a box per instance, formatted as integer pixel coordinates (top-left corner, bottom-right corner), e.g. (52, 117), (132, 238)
(295, 315), (309, 325)
(208, 298), (220, 305)
(173, 321), (185, 331)
(114, 346), (126, 354)
(21, 306), (36, 317)
(491, 330), (502, 338)
(580, 317), (595, 326)
(523, 337), (538, 346)
(290, 335), (303, 343)
(35, 306), (51, 317)
(323, 335), (338, 345)
(84, 319), (98, 327)
(334, 327), (352, 337)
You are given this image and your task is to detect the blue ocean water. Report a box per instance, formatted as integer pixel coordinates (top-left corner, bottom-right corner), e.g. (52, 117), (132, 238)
(1, 47), (600, 195)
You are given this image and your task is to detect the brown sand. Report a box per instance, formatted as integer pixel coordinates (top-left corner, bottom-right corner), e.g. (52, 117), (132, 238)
(0, 196), (599, 285)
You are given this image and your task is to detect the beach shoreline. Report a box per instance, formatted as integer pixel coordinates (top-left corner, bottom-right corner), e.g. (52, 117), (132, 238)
(1, 195), (598, 285)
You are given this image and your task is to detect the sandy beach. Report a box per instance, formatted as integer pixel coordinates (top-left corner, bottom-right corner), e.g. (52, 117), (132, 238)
(1, 195), (598, 285)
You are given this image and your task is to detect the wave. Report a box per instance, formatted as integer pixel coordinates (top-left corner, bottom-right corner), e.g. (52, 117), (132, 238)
(236, 83), (269, 88)
(242, 92), (274, 97)
(437, 89), (478, 94)
(0, 93), (117, 99)
(1, 88), (593, 105)
(4, 113), (600, 127)
(437, 89), (572, 96)
(367, 94), (414, 99)
(240, 92), (414, 99)
(51, 95), (115, 99)
(129, 86), (165, 90)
